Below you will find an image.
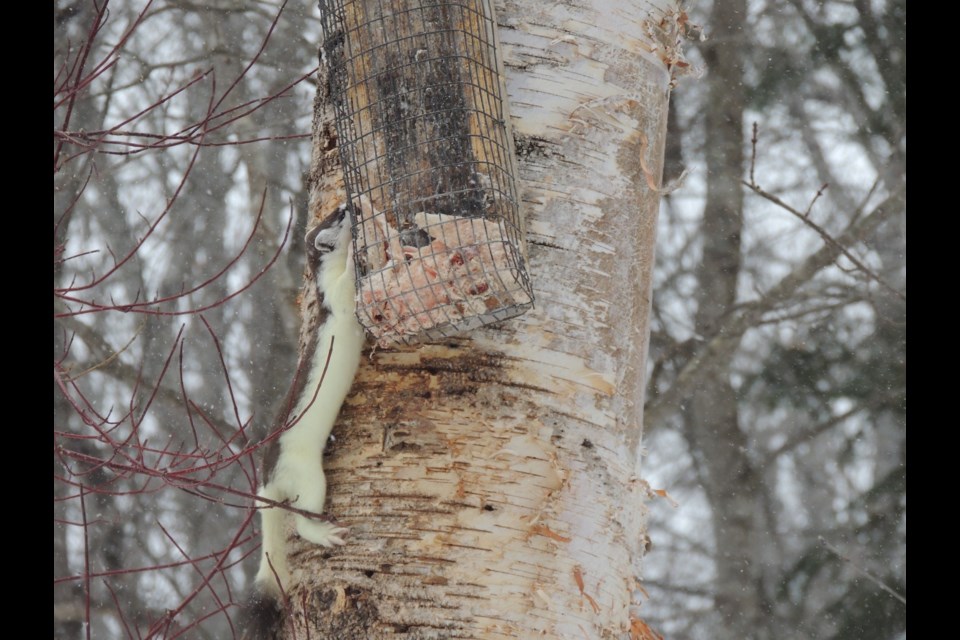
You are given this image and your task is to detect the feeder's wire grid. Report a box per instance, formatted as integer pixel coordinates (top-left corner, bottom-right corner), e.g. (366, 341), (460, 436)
(319, 0), (533, 347)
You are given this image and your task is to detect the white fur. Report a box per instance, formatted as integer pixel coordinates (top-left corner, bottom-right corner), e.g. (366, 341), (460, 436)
(254, 213), (364, 597)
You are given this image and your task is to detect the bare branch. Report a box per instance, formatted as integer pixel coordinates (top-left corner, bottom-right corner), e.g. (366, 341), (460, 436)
(743, 179), (905, 301)
(819, 537), (906, 605)
(644, 186), (905, 429)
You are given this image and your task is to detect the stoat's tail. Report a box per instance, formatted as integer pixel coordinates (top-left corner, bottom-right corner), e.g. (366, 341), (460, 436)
(238, 586), (283, 640)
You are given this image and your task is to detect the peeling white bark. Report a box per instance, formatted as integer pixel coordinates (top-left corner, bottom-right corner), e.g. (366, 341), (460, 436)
(289, 1), (678, 637)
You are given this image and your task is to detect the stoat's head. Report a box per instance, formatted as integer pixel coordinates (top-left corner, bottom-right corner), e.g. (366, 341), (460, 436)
(305, 203), (352, 266)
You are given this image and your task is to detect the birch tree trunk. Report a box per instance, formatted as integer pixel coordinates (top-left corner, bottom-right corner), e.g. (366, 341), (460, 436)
(281, 1), (679, 636)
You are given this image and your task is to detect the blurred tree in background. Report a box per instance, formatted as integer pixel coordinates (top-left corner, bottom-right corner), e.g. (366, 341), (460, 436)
(642, 1), (905, 638)
(54, 2), (317, 636)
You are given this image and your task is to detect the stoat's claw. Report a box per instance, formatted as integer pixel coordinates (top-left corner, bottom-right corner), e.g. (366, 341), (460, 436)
(296, 518), (349, 547)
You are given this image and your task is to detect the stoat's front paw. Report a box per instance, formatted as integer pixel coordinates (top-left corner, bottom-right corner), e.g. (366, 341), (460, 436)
(296, 517), (348, 547)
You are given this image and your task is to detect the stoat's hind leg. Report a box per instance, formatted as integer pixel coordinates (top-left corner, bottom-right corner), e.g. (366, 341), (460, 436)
(287, 458), (349, 547)
(254, 484), (291, 595)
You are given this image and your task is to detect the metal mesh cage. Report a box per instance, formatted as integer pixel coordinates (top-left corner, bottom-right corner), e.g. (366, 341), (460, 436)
(319, 0), (533, 347)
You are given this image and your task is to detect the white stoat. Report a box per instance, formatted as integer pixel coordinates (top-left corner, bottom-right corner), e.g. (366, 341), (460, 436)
(242, 204), (364, 634)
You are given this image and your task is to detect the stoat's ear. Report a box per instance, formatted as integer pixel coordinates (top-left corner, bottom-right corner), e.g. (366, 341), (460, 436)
(305, 203), (349, 263)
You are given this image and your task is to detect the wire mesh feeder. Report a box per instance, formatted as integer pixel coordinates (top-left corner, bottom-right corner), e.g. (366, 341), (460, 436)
(320, 0), (533, 347)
